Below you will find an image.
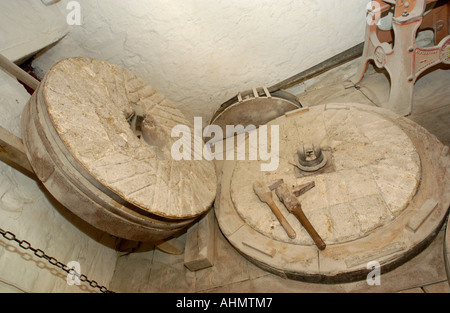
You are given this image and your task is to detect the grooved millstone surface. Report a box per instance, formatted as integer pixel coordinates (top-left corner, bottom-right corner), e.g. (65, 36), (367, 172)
(231, 105), (421, 245)
(215, 103), (450, 283)
(27, 57), (216, 220)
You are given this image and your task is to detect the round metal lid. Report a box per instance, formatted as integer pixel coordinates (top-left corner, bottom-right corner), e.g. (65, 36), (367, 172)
(209, 87), (301, 139)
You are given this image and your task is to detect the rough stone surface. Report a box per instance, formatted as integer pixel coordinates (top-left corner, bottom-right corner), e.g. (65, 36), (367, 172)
(216, 103), (449, 283)
(42, 57), (216, 219)
(230, 105), (421, 245)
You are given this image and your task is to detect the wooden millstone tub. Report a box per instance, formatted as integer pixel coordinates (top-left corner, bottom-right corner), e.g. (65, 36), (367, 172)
(215, 103), (450, 283)
(21, 57), (217, 244)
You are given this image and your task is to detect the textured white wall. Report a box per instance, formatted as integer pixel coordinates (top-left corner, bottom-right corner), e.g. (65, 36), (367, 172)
(33, 0), (368, 124)
(0, 0), (68, 62)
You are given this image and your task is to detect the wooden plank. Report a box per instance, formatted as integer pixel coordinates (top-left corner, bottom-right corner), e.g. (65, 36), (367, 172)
(421, 281), (450, 293)
(407, 199), (439, 232)
(156, 237), (185, 255)
(285, 107), (310, 118)
(116, 239), (141, 254)
(0, 54), (40, 91)
(0, 125), (34, 176)
(242, 241), (276, 258)
(345, 242), (406, 268)
(184, 209), (216, 271)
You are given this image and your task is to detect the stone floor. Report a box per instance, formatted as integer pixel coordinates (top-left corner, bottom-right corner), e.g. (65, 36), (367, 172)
(109, 60), (450, 293)
(110, 219), (450, 293)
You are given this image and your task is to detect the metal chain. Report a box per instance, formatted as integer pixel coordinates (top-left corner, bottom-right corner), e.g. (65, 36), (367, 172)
(0, 227), (114, 293)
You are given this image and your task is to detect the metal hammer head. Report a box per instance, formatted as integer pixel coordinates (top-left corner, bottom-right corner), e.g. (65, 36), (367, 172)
(268, 179), (315, 197)
(268, 179), (284, 191)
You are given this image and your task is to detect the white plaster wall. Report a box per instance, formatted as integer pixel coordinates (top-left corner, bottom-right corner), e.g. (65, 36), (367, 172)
(0, 0), (69, 62)
(33, 0), (369, 124)
(0, 1), (117, 294)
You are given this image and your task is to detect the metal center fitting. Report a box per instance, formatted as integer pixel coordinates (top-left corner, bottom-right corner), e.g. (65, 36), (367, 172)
(294, 144), (328, 172)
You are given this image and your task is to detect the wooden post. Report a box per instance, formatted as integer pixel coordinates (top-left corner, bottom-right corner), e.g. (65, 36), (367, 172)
(184, 209), (216, 271)
(0, 125), (35, 177)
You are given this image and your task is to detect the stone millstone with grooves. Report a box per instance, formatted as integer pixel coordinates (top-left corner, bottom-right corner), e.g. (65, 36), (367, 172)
(215, 103), (450, 283)
(21, 57), (216, 243)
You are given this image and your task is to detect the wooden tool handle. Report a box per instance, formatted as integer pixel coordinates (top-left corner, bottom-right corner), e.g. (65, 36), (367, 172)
(275, 184), (326, 250)
(253, 181), (296, 239)
(266, 199), (296, 239)
(291, 208), (326, 250)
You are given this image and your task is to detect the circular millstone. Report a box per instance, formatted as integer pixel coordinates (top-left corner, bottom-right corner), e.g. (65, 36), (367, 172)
(22, 57), (216, 242)
(216, 103), (450, 283)
(231, 105), (421, 245)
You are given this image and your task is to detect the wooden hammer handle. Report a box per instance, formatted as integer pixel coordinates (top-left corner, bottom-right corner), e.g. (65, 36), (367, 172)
(275, 184), (326, 250)
(290, 207), (326, 250)
(254, 181), (296, 239)
(266, 199), (296, 239)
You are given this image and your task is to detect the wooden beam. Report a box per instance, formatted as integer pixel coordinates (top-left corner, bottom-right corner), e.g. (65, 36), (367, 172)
(268, 42), (365, 92)
(157, 237), (185, 255)
(0, 125), (35, 177)
(0, 54), (40, 91)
